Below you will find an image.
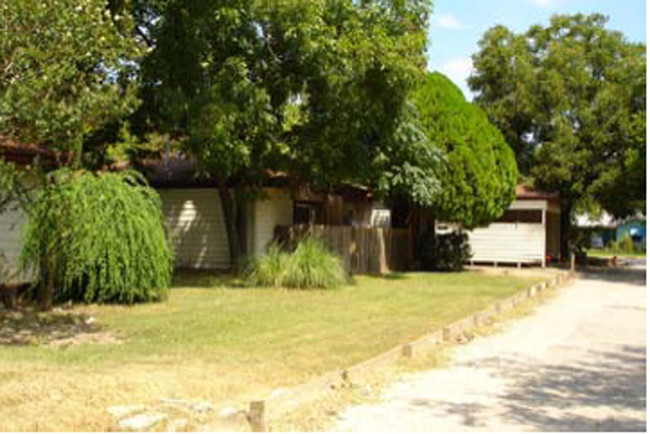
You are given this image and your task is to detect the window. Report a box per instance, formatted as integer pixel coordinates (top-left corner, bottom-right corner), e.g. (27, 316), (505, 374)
(293, 201), (322, 225)
(496, 210), (543, 223)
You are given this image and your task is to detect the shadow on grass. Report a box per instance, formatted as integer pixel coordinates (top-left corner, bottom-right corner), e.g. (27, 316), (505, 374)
(172, 269), (359, 291)
(172, 269), (245, 289)
(0, 308), (119, 347)
(376, 272), (410, 280)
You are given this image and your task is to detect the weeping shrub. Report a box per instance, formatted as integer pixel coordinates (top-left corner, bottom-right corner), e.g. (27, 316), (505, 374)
(21, 169), (173, 305)
(245, 238), (348, 289)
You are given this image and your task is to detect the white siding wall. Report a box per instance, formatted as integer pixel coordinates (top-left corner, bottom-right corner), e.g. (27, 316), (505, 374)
(0, 205), (29, 284)
(467, 223), (545, 264)
(465, 199), (551, 265)
(158, 189), (231, 270)
(250, 188), (293, 258)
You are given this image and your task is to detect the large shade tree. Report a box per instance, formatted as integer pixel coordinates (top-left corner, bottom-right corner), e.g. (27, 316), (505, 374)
(412, 72), (517, 229)
(0, 0), (141, 158)
(469, 14), (646, 256)
(141, 0), (440, 266)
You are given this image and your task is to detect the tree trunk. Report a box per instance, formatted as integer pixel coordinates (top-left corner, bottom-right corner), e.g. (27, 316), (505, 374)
(559, 201), (573, 261)
(39, 256), (54, 311)
(217, 183), (243, 272)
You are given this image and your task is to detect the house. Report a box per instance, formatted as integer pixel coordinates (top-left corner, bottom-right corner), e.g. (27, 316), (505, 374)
(3, 146), (563, 277)
(0, 199), (27, 286)
(575, 212), (617, 248)
(0, 146), (392, 285)
(143, 157), (391, 270)
(577, 212), (646, 249)
(616, 218), (646, 247)
(460, 185), (561, 267)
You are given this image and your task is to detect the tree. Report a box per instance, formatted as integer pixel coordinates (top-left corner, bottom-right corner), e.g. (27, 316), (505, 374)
(142, 0), (438, 267)
(469, 14), (646, 256)
(0, 0), (141, 158)
(412, 72), (518, 229)
(21, 170), (172, 309)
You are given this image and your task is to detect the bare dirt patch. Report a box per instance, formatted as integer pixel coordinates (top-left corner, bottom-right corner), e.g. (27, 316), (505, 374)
(0, 307), (121, 347)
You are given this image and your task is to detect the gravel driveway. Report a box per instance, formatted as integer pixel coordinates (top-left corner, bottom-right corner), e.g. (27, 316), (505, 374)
(334, 265), (646, 432)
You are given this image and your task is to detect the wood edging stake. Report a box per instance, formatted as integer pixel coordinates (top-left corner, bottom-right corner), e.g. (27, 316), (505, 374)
(249, 400), (268, 432)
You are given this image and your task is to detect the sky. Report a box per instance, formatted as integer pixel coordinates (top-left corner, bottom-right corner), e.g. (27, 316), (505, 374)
(427, 0), (647, 99)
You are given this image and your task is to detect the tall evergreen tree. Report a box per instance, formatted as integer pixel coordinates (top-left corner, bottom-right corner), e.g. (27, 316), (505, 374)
(412, 72), (518, 229)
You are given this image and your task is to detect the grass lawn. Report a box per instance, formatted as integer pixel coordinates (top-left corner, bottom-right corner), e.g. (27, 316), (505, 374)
(587, 249), (646, 258)
(0, 271), (542, 431)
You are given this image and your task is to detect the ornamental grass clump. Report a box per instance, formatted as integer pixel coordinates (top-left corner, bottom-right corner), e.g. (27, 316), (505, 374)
(21, 169), (173, 305)
(244, 244), (290, 287)
(245, 238), (348, 289)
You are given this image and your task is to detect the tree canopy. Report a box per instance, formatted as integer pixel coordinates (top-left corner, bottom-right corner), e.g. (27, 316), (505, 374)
(142, 0), (436, 189)
(469, 14), (646, 241)
(0, 0), (141, 157)
(140, 0), (440, 262)
(412, 72), (518, 229)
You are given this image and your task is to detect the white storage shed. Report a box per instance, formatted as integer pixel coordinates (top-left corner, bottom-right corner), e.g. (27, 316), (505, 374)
(466, 186), (561, 267)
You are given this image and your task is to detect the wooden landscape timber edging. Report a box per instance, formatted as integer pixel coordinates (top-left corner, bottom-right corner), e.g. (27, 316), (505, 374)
(243, 270), (576, 431)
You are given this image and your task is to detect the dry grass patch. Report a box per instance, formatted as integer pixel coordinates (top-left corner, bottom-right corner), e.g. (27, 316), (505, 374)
(0, 271), (541, 431)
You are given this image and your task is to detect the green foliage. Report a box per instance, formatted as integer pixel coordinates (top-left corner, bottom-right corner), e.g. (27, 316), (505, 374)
(244, 244), (291, 288)
(245, 238), (348, 289)
(136, 0), (436, 263)
(0, 0), (141, 153)
(0, 160), (26, 286)
(608, 234), (639, 255)
(21, 170), (173, 304)
(374, 102), (446, 208)
(620, 234), (636, 255)
(412, 73), (518, 228)
(284, 238), (348, 289)
(0, 160), (28, 214)
(420, 231), (472, 271)
(469, 14), (646, 222)
(142, 0), (436, 202)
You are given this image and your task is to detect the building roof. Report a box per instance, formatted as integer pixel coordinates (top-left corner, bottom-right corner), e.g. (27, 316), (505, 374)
(115, 154), (372, 201)
(0, 135), (72, 166)
(516, 185), (560, 201)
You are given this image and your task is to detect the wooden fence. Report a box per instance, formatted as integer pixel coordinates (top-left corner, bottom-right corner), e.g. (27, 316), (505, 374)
(275, 225), (410, 274)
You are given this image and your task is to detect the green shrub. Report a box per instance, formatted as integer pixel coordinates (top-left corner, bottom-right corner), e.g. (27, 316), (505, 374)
(21, 169), (173, 304)
(284, 238), (348, 288)
(245, 238), (348, 289)
(621, 233), (635, 254)
(244, 244), (291, 287)
(607, 233), (642, 254)
(420, 230), (472, 271)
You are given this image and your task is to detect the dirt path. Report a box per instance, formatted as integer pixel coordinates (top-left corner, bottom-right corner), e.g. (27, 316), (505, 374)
(334, 266), (646, 432)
